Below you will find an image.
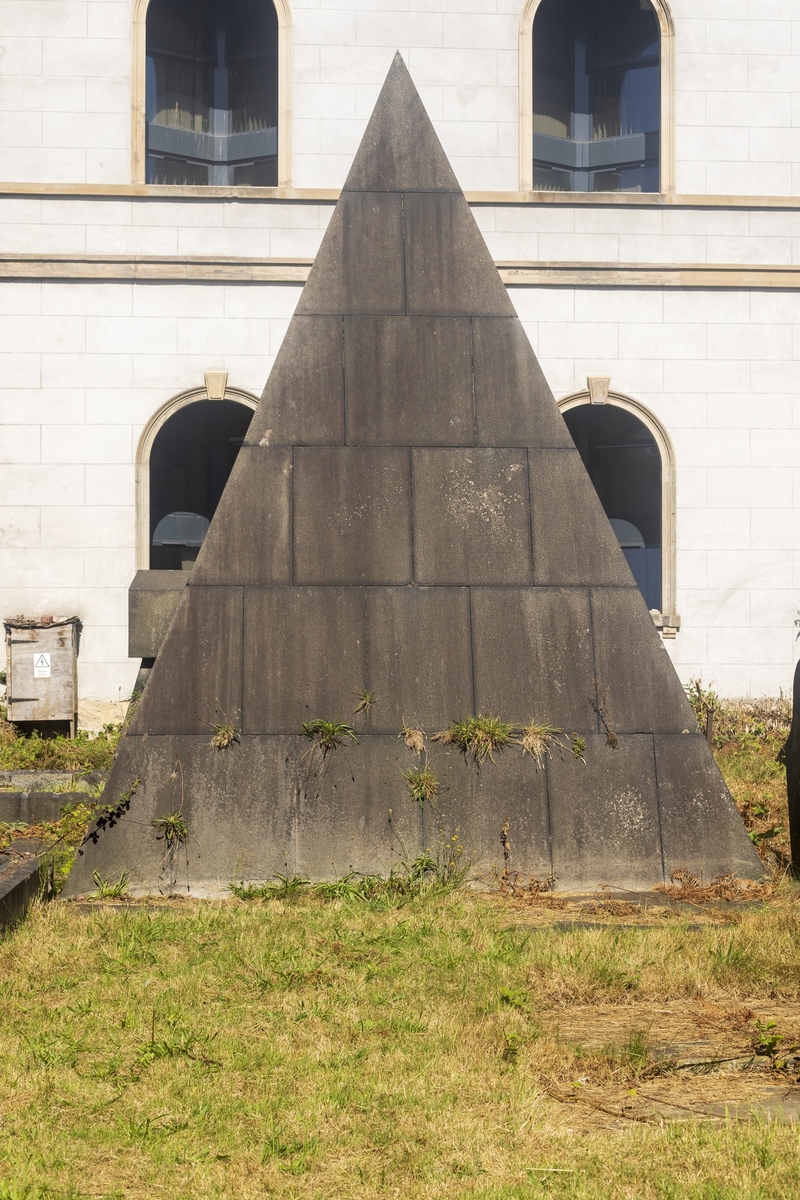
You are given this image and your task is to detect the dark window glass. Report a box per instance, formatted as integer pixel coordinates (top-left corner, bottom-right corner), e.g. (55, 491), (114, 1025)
(146, 0), (278, 187)
(533, 0), (660, 193)
(149, 400), (252, 570)
(563, 404), (662, 610)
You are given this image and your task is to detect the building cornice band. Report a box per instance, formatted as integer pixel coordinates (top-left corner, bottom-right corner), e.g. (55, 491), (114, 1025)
(1, 255), (799, 290)
(3, 183), (800, 211)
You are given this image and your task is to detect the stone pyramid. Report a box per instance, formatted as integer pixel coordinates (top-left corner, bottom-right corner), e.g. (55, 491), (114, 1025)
(65, 55), (761, 897)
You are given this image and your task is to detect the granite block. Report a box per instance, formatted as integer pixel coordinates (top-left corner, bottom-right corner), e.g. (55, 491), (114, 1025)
(471, 587), (597, 732)
(404, 191), (515, 317)
(247, 316), (344, 447)
(242, 586), (366, 734)
(296, 192), (405, 316)
(472, 318), (574, 449)
(128, 586), (243, 736)
(344, 316), (474, 446)
(412, 448), (533, 584)
(528, 449), (636, 586)
(190, 448), (292, 586)
(547, 734), (664, 890)
(294, 447), (412, 584)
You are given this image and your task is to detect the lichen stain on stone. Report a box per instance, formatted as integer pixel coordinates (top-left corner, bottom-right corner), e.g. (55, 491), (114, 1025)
(444, 463), (525, 530)
(614, 786), (648, 840)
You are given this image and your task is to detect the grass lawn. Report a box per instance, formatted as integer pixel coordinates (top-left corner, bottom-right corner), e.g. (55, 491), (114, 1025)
(0, 885), (799, 1200)
(0, 687), (798, 1199)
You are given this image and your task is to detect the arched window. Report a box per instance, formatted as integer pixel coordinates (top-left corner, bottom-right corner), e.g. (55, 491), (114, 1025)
(558, 391), (678, 631)
(145, 0), (279, 186)
(532, 0), (660, 193)
(148, 399), (253, 568)
(136, 388), (258, 571)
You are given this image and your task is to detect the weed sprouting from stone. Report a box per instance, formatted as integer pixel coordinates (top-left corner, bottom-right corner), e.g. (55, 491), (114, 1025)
(90, 869), (130, 900)
(432, 714), (516, 766)
(302, 719), (358, 754)
(152, 811), (188, 850)
(518, 722), (564, 767)
(571, 734), (587, 761)
(209, 722), (239, 750)
(353, 689), (376, 715)
(399, 725), (426, 754)
(402, 766), (439, 807)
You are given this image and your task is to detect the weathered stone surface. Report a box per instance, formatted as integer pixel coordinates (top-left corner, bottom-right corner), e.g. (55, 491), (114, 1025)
(471, 587), (597, 731)
(128, 570), (187, 659)
(128, 586), (243, 736)
(655, 734), (763, 880)
(472, 318), (574, 449)
(344, 316), (473, 446)
(190, 448), (291, 586)
(246, 316), (344, 447)
(425, 746), (552, 883)
(404, 192), (515, 317)
(412, 448), (533, 585)
(528, 449), (636, 586)
(591, 588), (698, 734)
(364, 587), (474, 732)
(242, 587), (366, 734)
(295, 735), (422, 879)
(294, 447), (412, 585)
(547, 734), (664, 890)
(64, 735), (297, 897)
(343, 54), (460, 194)
(0, 857), (42, 931)
(296, 192), (405, 316)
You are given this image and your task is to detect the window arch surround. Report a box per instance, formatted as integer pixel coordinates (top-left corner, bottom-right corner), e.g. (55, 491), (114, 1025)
(518, 0), (674, 195)
(135, 385), (259, 570)
(557, 389), (677, 621)
(131, 0), (293, 187)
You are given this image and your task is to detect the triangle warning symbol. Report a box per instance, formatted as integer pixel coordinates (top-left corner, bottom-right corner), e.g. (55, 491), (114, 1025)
(65, 55), (761, 897)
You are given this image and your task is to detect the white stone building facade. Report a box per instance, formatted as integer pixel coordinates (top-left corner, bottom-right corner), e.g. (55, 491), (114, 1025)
(1, 0), (800, 724)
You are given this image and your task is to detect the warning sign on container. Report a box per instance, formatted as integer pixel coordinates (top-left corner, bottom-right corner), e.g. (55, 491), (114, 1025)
(33, 653), (51, 679)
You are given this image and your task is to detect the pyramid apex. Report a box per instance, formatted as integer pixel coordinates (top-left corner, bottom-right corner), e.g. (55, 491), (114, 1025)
(342, 53), (461, 194)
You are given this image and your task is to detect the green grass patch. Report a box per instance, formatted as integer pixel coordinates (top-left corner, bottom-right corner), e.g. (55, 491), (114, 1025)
(0, 712), (120, 773)
(0, 891), (799, 1198)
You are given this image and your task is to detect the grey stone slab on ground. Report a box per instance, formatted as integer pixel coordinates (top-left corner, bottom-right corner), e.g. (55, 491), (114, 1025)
(65, 53), (762, 897)
(0, 857), (42, 931)
(0, 792), (63, 824)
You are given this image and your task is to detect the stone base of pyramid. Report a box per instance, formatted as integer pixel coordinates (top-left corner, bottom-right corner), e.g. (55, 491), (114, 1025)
(64, 730), (761, 899)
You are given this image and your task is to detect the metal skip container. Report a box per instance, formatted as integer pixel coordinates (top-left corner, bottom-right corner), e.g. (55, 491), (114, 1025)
(4, 617), (80, 736)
